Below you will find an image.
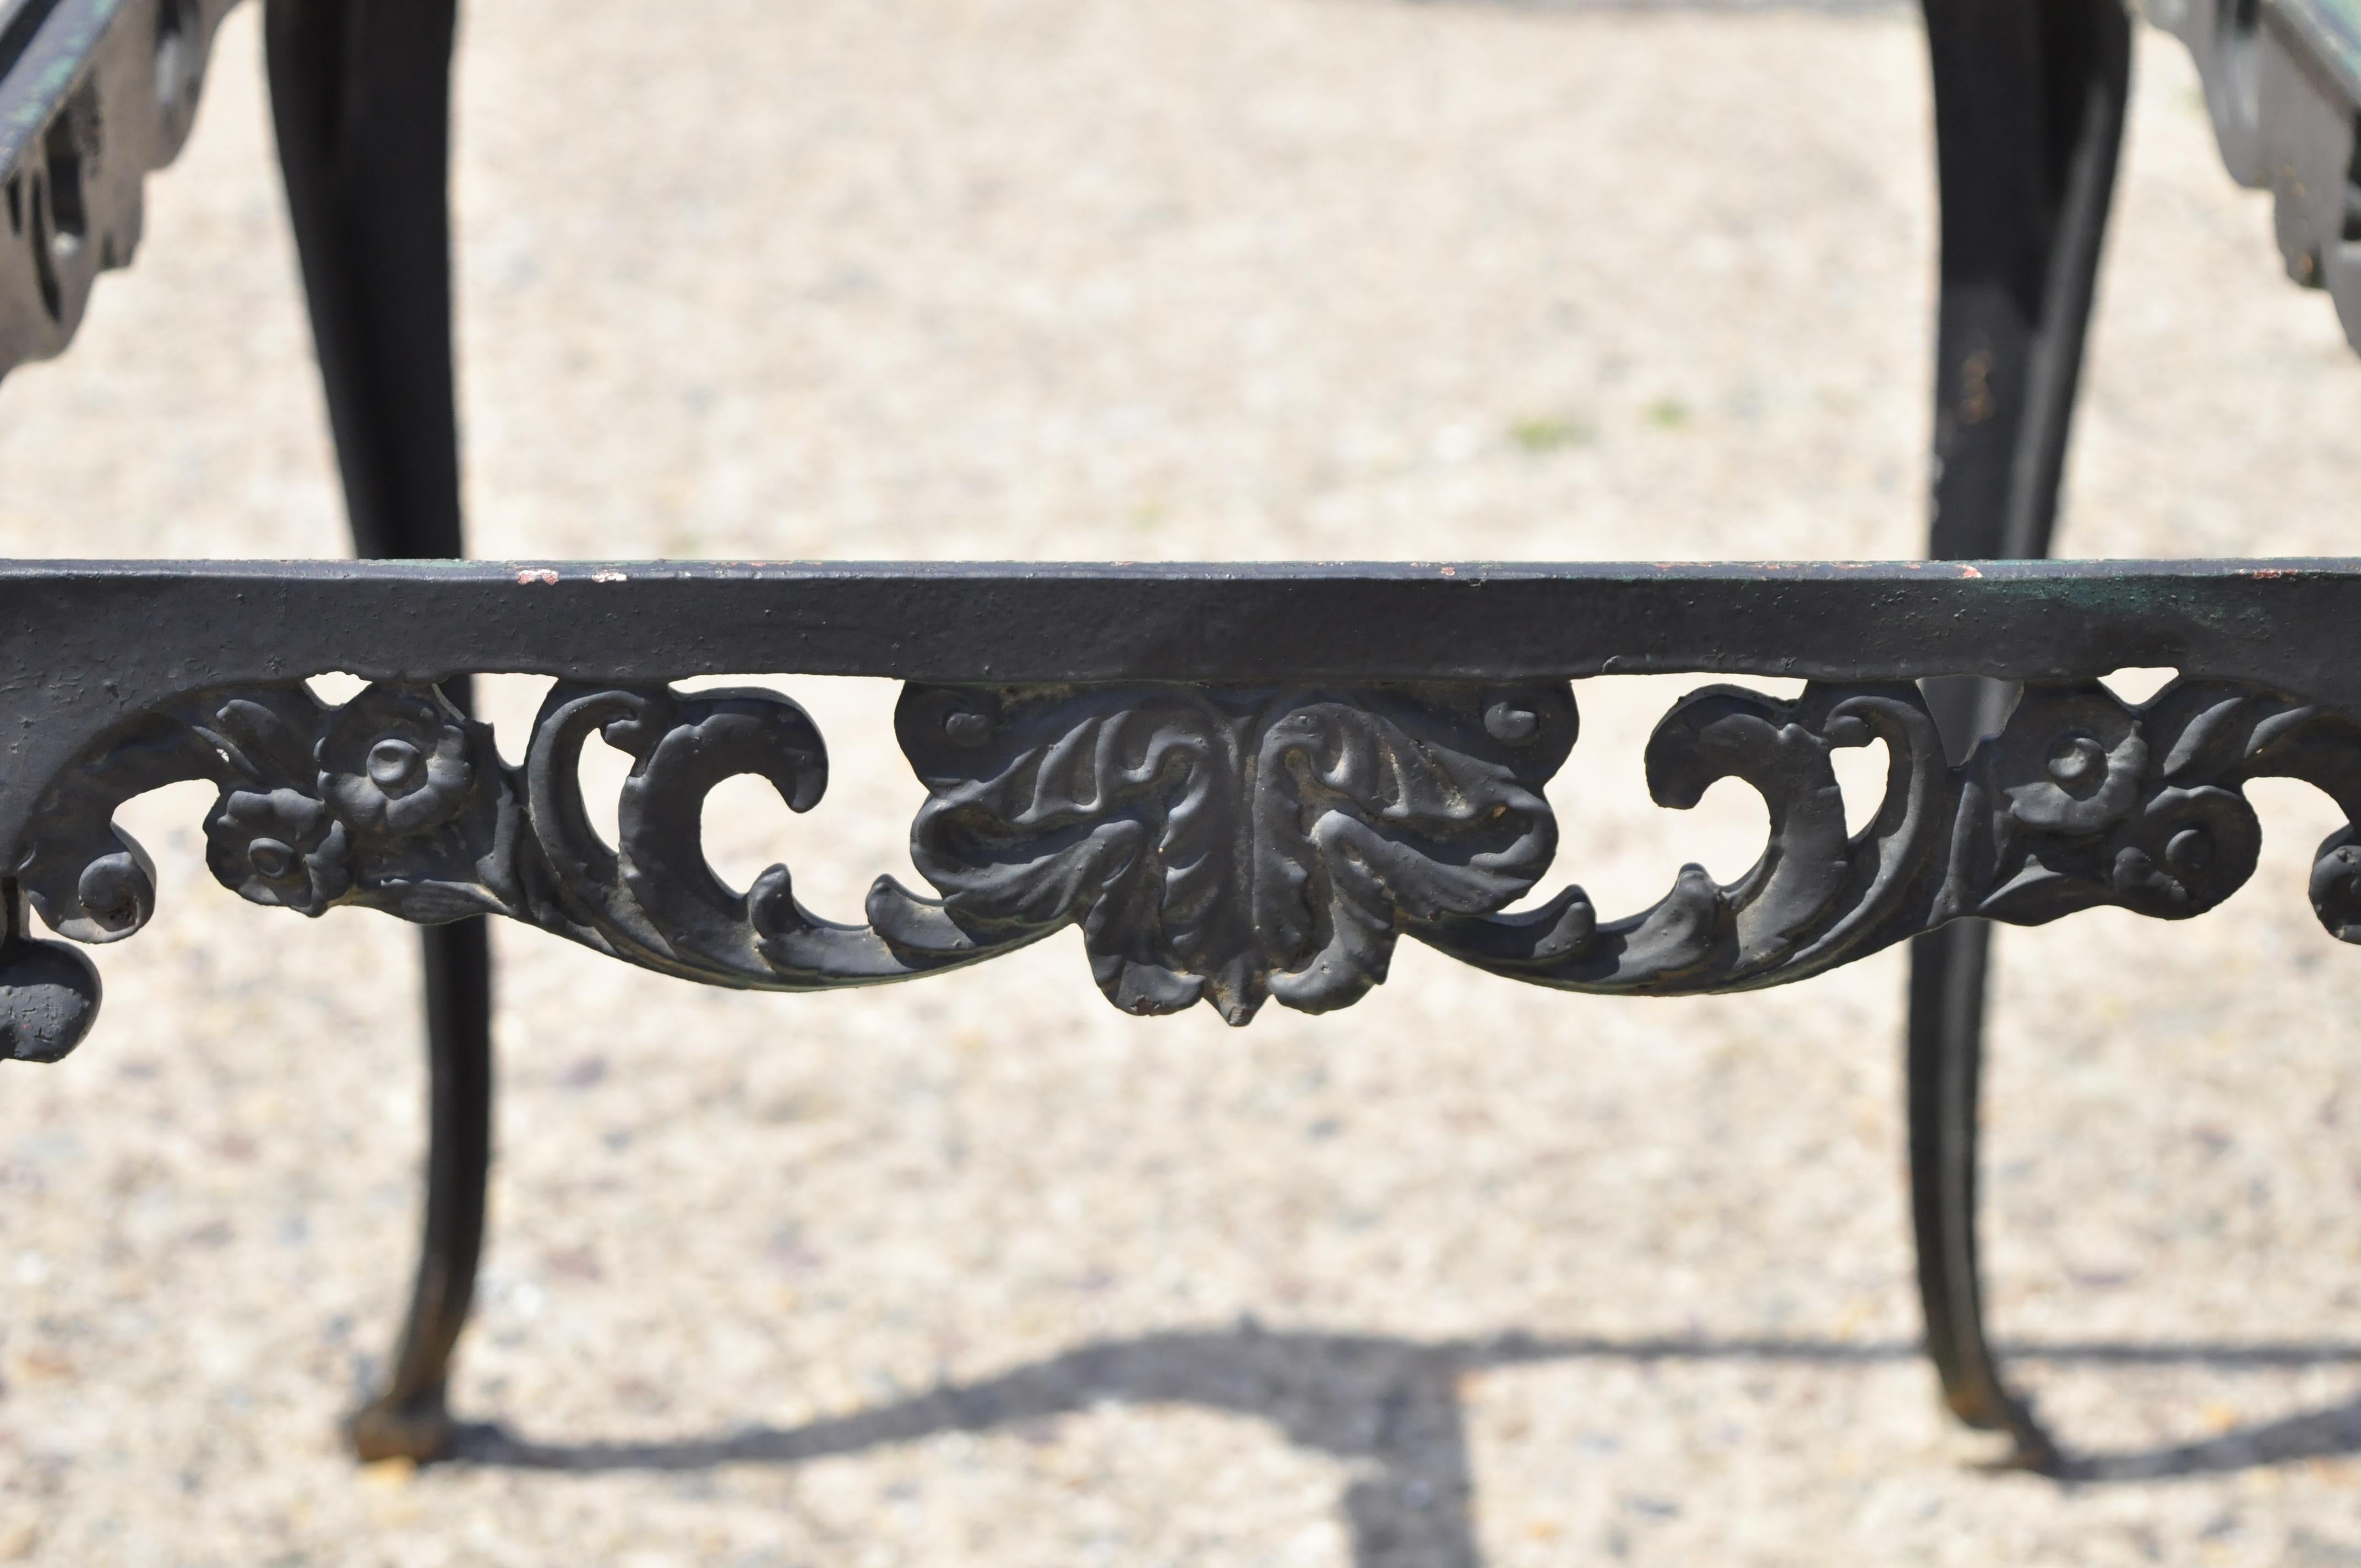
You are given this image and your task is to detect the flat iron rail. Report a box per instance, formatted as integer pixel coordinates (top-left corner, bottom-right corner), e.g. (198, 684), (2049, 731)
(0, 555), (2353, 683)
(2, 556), (2352, 884)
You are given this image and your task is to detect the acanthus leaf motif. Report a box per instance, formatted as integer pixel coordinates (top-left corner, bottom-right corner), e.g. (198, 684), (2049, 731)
(896, 682), (1576, 1024)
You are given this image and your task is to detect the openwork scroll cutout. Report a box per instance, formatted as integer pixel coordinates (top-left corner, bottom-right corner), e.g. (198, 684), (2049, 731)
(14, 678), (994, 998)
(1420, 677), (2361, 992)
(9, 671), (2361, 1058)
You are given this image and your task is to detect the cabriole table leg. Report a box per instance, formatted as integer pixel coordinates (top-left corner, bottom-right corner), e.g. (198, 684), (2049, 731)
(264, 0), (488, 1461)
(1912, 0), (2131, 1467)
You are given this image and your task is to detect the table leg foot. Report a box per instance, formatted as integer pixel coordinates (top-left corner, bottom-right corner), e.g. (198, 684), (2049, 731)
(349, 1387), (458, 1465)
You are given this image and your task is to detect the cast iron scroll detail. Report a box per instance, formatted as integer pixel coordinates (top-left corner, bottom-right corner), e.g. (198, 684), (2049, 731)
(8, 671), (2361, 1058)
(1418, 677), (2361, 992)
(11, 678), (1003, 1009)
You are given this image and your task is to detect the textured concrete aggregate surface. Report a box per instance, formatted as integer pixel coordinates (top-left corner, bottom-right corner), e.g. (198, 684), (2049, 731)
(3, 1), (2361, 1563)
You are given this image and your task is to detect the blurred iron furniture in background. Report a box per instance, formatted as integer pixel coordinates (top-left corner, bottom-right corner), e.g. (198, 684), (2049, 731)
(0, 0), (2353, 1477)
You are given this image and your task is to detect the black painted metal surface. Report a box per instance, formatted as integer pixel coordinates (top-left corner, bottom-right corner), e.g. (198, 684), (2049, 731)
(1912, 0), (2132, 1469)
(4, 559), (2360, 1038)
(2, 555), (2358, 693)
(265, 0), (484, 1465)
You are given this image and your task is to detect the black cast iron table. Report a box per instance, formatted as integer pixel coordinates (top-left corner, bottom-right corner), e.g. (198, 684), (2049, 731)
(0, 0), (2354, 1483)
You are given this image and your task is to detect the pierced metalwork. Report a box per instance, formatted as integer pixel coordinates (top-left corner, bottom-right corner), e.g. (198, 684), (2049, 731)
(1427, 676), (2361, 991)
(13, 656), (2361, 1050)
(17, 678), (956, 997)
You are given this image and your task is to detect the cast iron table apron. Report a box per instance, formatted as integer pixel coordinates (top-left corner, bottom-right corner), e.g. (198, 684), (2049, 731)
(0, 0), (2354, 1479)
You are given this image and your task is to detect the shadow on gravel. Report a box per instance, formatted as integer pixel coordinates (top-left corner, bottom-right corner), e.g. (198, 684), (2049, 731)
(445, 1324), (2361, 1566)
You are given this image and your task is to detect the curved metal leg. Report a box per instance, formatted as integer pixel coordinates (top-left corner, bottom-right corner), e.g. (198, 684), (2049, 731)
(1911, 0), (2131, 1468)
(264, 0), (486, 1463)
(351, 914), (491, 1461)
(1908, 918), (2055, 1464)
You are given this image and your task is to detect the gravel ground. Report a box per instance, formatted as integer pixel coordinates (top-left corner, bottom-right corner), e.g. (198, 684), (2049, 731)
(4, 2), (2361, 1564)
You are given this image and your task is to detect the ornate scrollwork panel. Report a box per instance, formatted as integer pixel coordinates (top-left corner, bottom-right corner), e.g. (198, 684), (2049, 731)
(8, 668), (2361, 1058)
(13, 677), (994, 1003)
(1419, 676), (2361, 994)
